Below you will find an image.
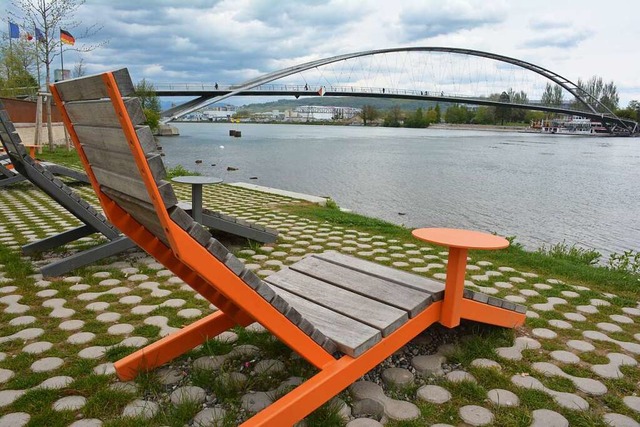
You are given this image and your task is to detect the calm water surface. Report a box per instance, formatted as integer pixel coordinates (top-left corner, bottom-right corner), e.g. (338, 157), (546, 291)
(160, 123), (640, 255)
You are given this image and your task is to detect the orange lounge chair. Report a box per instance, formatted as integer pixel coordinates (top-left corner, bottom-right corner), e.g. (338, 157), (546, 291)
(52, 69), (525, 426)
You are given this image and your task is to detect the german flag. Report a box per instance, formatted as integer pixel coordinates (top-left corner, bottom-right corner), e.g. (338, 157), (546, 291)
(60, 29), (75, 45)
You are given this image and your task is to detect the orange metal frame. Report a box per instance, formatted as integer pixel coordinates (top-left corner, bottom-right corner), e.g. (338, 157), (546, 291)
(51, 72), (525, 426)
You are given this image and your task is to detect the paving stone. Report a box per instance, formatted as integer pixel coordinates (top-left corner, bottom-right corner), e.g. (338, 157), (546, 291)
(350, 381), (420, 421)
(532, 328), (558, 339)
(416, 385), (451, 404)
(459, 405), (494, 426)
(531, 297), (567, 311)
(177, 308), (202, 318)
(611, 315), (634, 324)
(487, 389), (519, 407)
(78, 346), (106, 359)
(68, 419), (103, 427)
(96, 312), (121, 323)
(157, 367), (184, 385)
(577, 305), (599, 314)
(122, 399), (159, 419)
(0, 390), (25, 407)
(9, 316), (35, 326)
(566, 340), (595, 352)
(31, 356), (63, 372)
(623, 396), (640, 413)
(86, 302), (109, 312)
(548, 319), (573, 329)
(532, 362), (607, 395)
(0, 369), (13, 384)
(241, 391), (272, 413)
(170, 386), (206, 405)
(52, 395), (86, 411)
(67, 332), (96, 344)
(470, 358), (501, 369)
(382, 367), (414, 387)
(511, 374), (588, 410)
(530, 409), (568, 427)
(0, 412), (30, 427)
(215, 331), (238, 343)
(603, 413), (640, 427)
(550, 351), (580, 364)
(107, 324), (134, 335)
(193, 407), (227, 427)
(22, 341), (52, 354)
(564, 312), (587, 322)
(37, 376), (73, 390)
(94, 362), (115, 376)
(253, 359), (285, 375)
(560, 291), (580, 298)
(411, 354), (445, 376)
(591, 298), (611, 307)
(597, 322), (624, 333)
(119, 295), (142, 305)
(591, 353), (637, 379)
(583, 330), (640, 354)
(622, 307), (640, 316)
(445, 370), (476, 383)
(496, 337), (541, 360)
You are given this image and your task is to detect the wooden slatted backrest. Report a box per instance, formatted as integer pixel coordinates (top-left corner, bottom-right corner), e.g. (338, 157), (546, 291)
(53, 69), (177, 245)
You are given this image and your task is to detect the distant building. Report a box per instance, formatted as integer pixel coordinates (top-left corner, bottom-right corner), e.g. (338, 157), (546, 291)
(202, 105), (237, 121)
(292, 105), (362, 121)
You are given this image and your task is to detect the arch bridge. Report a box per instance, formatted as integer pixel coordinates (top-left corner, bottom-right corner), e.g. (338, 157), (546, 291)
(158, 47), (637, 135)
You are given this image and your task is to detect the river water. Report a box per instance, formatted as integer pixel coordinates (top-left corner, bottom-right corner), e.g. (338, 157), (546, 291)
(159, 123), (640, 255)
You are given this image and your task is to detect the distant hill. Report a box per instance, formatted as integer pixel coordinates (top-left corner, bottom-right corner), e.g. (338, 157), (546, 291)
(238, 96), (447, 112)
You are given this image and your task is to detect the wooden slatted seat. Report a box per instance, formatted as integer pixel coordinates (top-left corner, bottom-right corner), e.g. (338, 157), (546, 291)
(52, 69), (526, 426)
(0, 102), (136, 277)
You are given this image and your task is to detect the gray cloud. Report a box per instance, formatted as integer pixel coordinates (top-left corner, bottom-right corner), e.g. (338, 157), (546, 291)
(520, 31), (590, 49)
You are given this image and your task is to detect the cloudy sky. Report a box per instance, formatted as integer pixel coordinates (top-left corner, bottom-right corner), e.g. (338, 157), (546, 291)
(7, 0), (640, 106)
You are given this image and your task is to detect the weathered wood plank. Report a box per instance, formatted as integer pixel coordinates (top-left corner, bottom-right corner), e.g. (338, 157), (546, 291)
(102, 187), (168, 245)
(91, 166), (178, 208)
(264, 283), (380, 357)
(265, 268), (408, 337)
(65, 98), (145, 127)
(290, 256), (432, 317)
(53, 68), (134, 101)
(315, 251), (445, 299)
(75, 125), (157, 154)
(82, 145), (166, 182)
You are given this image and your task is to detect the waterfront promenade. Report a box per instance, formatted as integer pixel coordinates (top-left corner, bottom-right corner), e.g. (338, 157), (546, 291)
(0, 180), (639, 426)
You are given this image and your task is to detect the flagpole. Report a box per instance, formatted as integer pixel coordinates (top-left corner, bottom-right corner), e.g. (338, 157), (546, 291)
(60, 34), (64, 81)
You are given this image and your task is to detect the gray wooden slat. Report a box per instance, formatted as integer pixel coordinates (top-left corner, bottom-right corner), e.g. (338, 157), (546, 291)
(75, 125), (157, 155)
(91, 166), (178, 208)
(290, 256), (432, 317)
(265, 268), (408, 337)
(515, 304), (527, 314)
(315, 251), (445, 299)
(82, 145), (166, 182)
(265, 284), (380, 357)
(53, 68), (134, 101)
(102, 187), (168, 245)
(65, 97), (145, 127)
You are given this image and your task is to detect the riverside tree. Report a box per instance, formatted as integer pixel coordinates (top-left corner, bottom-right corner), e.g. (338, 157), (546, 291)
(359, 104), (379, 125)
(0, 39), (38, 96)
(9, 0), (105, 149)
(134, 79), (161, 132)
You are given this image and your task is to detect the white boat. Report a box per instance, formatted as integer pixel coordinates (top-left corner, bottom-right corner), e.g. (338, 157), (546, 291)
(531, 116), (607, 135)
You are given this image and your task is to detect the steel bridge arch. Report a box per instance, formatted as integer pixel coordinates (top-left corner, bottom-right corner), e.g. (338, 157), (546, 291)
(164, 47), (632, 132)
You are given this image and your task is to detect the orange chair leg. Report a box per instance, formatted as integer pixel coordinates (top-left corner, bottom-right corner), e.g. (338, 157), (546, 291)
(460, 298), (526, 328)
(114, 310), (239, 381)
(440, 247), (468, 328)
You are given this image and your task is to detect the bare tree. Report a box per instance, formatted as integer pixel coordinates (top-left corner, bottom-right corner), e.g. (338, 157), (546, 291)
(10, 0), (106, 149)
(72, 56), (85, 78)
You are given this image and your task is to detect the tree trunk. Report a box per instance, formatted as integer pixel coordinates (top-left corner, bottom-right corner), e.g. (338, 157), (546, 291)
(34, 95), (43, 153)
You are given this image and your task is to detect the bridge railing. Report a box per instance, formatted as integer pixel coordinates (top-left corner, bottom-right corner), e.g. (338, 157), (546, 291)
(153, 82), (625, 119)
